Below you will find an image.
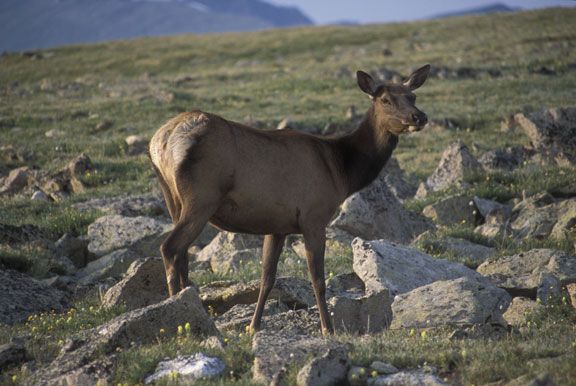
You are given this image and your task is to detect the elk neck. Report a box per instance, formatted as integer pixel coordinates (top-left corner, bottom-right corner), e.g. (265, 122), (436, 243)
(335, 105), (399, 196)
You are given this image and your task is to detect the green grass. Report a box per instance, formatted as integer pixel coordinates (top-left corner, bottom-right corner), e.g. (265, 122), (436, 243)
(1, 6), (576, 386)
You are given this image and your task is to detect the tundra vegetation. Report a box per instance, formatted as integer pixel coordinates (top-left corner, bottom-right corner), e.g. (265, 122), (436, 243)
(1, 7), (576, 386)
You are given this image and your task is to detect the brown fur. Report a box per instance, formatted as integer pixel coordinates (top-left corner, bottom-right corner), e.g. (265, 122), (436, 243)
(149, 65), (430, 335)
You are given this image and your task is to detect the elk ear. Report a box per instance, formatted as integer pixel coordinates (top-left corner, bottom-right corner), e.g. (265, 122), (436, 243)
(357, 70), (377, 97)
(403, 64), (431, 91)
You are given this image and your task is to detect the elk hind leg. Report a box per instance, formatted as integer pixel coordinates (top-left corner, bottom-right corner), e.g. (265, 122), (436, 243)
(160, 203), (215, 295)
(249, 234), (286, 333)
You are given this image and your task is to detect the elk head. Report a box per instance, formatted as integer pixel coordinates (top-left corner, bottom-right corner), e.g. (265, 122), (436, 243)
(357, 64), (430, 136)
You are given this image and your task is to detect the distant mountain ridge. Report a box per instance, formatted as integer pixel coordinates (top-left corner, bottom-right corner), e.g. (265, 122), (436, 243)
(432, 3), (520, 19)
(0, 0), (313, 52)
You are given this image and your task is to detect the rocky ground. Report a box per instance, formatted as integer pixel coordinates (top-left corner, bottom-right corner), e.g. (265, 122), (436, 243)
(1, 105), (576, 384)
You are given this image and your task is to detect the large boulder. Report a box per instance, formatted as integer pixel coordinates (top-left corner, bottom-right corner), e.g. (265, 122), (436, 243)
(514, 107), (576, 165)
(329, 290), (392, 333)
(144, 353), (226, 384)
(102, 257), (169, 311)
(86, 215), (172, 256)
(297, 346), (350, 386)
(380, 157), (417, 202)
(331, 170), (432, 244)
(510, 193), (576, 239)
(75, 249), (140, 286)
(73, 193), (168, 217)
(390, 276), (511, 329)
(352, 238), (489, 296)
(422, 194), (476, 226)
(252, 331), (349, 385)
(477, 249), (576, 298)
(0, 269), (69, 325)
(29, 286), (218, 385)
(197, 231), (263, 273)
(502, 297), (543, 326)
(416, 140), (483, 198)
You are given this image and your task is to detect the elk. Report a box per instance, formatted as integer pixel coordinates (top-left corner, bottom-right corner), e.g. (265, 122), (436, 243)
(149, 64), (430, 335)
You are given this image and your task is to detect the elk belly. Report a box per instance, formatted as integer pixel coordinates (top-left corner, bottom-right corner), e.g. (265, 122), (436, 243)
(209, 197), (301, 235)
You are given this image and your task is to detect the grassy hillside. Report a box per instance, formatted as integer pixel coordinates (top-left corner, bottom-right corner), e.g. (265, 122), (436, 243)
(1, 7), (576, 385)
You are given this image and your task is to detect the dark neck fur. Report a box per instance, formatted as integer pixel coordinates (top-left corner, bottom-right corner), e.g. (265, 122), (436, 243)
(336, 108), (398, 195)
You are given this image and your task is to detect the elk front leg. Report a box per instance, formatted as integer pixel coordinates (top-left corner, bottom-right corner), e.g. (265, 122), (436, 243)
(303, 229), (333, 335)
(249, 234), (286, 333)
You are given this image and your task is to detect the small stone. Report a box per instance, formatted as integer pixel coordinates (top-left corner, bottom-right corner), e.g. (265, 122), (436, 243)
(370, 361), (399, 374)
(31, 189), (50, 201)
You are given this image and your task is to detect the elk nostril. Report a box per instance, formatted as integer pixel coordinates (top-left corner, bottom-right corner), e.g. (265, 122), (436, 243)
(412, 113), (427, 125)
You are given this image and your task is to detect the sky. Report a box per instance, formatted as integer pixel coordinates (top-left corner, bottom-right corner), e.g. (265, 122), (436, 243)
(268, 0), (575, 25)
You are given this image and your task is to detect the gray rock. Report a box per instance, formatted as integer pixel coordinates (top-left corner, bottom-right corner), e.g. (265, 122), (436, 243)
(352, 238), (488, 296)
(536, 273), (562, 305)
(214, 300), (289, 331)
(473, 196), (512, 224)
(0, 343), (29, 369)
(199, 276), (320, 315)
(87, 215), (172, 256)
(326, 272), (365, 296)
(45, 354), (117, 386)
(439, 237), (495, 265)
(370, 361), (399, 375)
(73, 193), (168, 217)
(252, 331), (348, 384)
(29, 287), (217, 385)
(0, 166), (29, 195)
(331, 170), (432, 244)
(390, 276), (511, 329)
(474, 222), (512, 239)
(329, 290), (392, 333)
(75, 249), (140, 286)
(102, 257), (169, 311)
(510, 195), (576, 239)
(31, 189), (50, 201)
(477, 249), (576, 298)
(144, 353), (226, 384)
(368, 369), (447, 386)
(0, 269), (69, 325)
(422, 194), (476, 226)
(381, 157), (417, 202)
(417, 140), (483, 198)
(502, 297), (543, 326)
(515, 107), (576, 165)
(296, 346), (350, 386)
(59, 153), (93, 179)
(197, 231), (263, 273)
(478, 148), (525, 170)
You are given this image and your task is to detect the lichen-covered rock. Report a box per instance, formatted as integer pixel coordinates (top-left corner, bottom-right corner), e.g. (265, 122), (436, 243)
(296, 346), (350, 386)
(416, 140), (483, 198)
(75, 249), (140, 287)
(0, 269), (69, 325)
(87, 215), (172, 256)
(502, 297), (543, 326)
(197, 231), (263, 273)
(510, 194), (576, 239)
(329, 290), (392, 333)
(477, 249), (576, 298)
(422, 194), (476, 226)
(514, 107), (576, 165)
(102, 257), (169, 311)
(390, 276), (511, 329)
(331, 171), (432, 244)
(252, 330), (348, 384)
(29, 287), (217, 385)
(352, 238), (488, 296)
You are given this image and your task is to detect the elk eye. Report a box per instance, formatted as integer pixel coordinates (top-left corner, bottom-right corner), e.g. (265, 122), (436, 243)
(381, 98), (390, 105)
